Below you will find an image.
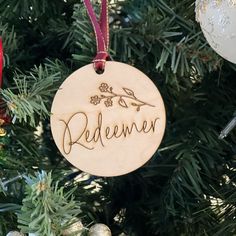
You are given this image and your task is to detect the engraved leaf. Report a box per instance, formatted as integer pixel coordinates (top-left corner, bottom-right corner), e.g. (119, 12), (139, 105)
(118, 98), (128, 108)
(123, 88), (135, 97)
(131, 103), (138, 106)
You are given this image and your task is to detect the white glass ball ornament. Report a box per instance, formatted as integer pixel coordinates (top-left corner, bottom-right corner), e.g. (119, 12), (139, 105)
(6, 232), (24, 236)
(196, 0), (236, 63)
(88, 224), (112, 236)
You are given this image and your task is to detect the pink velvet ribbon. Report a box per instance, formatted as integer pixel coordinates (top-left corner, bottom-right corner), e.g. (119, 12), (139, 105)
(83, 0), (109, 72)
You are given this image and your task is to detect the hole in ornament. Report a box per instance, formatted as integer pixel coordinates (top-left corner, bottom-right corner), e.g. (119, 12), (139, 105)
(96, 68), (105, 75)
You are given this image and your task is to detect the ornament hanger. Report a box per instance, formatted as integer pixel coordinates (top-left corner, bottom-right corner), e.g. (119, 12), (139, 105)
(83, 0), (110, 73)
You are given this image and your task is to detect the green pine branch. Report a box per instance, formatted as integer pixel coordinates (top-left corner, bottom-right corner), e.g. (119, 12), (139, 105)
(18, 171), (85, 236)
(1, 59), (68, 127)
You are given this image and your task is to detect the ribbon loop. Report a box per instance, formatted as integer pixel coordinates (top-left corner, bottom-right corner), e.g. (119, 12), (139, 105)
(83, 0), (109, 72)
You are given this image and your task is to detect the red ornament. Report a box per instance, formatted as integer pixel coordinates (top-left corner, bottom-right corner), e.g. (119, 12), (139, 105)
(0, 38), (3, 88)
(0, 99), (11, 125)
(0, 38), (11, 126)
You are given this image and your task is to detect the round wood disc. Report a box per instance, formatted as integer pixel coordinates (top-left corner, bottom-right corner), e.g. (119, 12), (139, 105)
(51, 61), (166, 177)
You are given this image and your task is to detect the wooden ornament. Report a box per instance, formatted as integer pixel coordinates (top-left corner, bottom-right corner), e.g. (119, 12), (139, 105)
(51, 62), (166, 177)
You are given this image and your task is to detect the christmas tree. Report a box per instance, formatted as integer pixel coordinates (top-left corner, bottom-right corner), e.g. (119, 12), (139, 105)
(1, 0), (236, 235)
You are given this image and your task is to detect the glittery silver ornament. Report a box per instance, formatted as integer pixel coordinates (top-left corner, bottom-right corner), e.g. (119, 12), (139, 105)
(6, 231), (24, 236)
(196, 0), (236, 63)
(88, 224), (112, 236)
(62, 219), (83, 236)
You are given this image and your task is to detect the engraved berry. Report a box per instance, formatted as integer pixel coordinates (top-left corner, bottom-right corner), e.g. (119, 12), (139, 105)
(104, 98), (113, 107)
(90, 96), (101, 105)
(99, 83), (109, 92)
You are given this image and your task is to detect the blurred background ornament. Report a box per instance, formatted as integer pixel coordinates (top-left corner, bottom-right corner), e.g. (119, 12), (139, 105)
(6, 231), (24, 236)
(62, 218), (84, 236)
(196, 0), (236, 63)
(0, 127), (6, 136)
(88, 224), (112, 236)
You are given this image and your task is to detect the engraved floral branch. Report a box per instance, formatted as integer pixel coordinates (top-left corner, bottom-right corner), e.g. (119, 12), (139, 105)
(90, 83), (155, 111)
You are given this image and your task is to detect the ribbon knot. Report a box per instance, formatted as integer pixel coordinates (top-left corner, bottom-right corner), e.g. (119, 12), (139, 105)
(93, 51), (109, 73)
(83, 0), (109, 73)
